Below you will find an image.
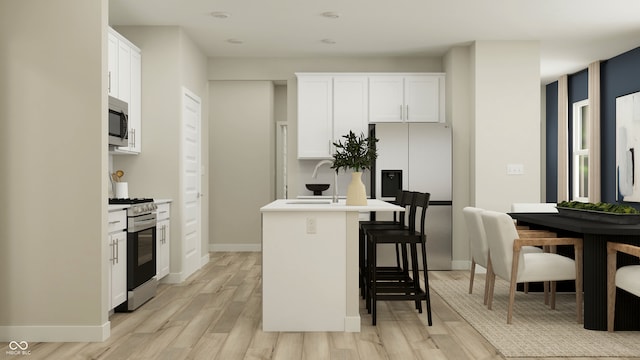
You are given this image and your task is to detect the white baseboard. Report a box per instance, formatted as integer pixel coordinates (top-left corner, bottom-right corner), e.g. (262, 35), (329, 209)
(201, 253), (210, 266)
(209, 243), (262, 252)
(0, 322), (110, 342)
(344, 316), (361, 332)
(162, 272), (183, 284)
(451, 260), (472, 270)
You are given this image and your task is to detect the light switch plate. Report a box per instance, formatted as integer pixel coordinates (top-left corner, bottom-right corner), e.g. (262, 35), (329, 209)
(507, 163), (524, 175)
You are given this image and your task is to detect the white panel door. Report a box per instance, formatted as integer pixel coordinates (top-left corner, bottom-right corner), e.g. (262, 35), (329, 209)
(182, 88), (202, 280)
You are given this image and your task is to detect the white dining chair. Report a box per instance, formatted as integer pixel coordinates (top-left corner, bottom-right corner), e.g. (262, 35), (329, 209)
(481, 210), (583, 324)
(607, 242), (640, 331)
(463, 207), (547, 306)
(463, 207), (492, 304)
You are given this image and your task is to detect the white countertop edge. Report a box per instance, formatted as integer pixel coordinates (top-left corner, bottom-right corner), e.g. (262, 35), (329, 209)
(154, 198), (173, 204)
(261, 199), (403, 212)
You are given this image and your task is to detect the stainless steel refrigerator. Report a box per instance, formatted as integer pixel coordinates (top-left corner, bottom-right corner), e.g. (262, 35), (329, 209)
(371, 122), (452, 270)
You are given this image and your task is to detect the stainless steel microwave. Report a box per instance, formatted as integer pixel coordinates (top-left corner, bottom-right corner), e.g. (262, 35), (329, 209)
(108, 96), (129, 147)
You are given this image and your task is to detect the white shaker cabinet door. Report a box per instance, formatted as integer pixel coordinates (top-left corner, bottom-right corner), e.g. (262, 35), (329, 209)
(333, 76), (369, 139)
(369, 76), (404, 123)
(110, 231), (127, 309)
(297, 76), (333, 159)
(156, 202), (170, 280)
(107, 32), (118, 97)
(404, 75), (444, 123)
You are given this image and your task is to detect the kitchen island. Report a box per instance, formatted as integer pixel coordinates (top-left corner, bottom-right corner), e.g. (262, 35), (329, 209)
(260, 199), (403, 332)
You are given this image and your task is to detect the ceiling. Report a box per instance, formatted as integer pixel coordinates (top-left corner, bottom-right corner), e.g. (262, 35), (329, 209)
(109, 0), (640, 84)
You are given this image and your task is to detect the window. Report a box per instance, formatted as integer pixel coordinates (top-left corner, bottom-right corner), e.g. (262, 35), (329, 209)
(572, 99), (589, 202)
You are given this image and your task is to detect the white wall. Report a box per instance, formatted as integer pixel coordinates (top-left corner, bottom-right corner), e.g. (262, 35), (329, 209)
(207, 57), (442, 249)
(444, 46), (473, 268)
(0, 0), (109, 341)
(472, 41), (542, 211)
(113, 26), (209, 280)
(209, 81), (275, 250)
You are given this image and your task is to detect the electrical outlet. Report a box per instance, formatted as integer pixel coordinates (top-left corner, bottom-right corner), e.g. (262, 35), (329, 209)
(507, 163), (524, 175)
(306, 217), (317, 234)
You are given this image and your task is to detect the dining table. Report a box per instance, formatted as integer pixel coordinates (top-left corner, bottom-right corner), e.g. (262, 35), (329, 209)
(509, 212), (640, 331)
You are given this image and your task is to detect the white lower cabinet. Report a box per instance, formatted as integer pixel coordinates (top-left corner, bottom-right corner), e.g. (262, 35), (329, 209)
(156, 203), (171, 280)
(108, 210), (127, 310)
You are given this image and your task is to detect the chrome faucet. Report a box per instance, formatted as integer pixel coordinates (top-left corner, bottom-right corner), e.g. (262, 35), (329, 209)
(312, 159), (338, 203)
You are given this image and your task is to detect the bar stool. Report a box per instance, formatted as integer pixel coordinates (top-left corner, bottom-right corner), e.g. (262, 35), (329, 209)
(359, 190), (413, 298)
(365, 192), (432, 326)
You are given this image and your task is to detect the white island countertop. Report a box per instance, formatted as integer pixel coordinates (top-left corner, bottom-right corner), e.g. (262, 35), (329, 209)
(260, 198), (402, 212)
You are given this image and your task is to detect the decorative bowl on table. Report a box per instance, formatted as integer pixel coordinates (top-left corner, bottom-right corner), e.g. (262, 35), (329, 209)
(306, 184), (330, 196)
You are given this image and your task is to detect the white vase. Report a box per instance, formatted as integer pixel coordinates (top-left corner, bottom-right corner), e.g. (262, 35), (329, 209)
(346, 172), (367, 206)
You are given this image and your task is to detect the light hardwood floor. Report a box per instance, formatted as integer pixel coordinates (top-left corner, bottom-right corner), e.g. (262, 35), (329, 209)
(2, 252), (637, 360)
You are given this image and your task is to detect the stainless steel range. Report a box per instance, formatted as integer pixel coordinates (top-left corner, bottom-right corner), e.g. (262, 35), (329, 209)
(109, 198), (158, 311)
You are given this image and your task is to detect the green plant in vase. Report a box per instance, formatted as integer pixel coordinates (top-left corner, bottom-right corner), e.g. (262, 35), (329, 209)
(331, 131), (378, 205)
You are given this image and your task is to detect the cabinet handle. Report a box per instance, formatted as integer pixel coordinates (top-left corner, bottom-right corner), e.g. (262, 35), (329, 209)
(108, 220), (120, 225)
(115, 237), (119, 264)
(163, 225), (167, 244)
(406, 105), (409, 121)
(109, 238), (115, 264)
(108, 72), (111, 93)
(130, 128), (135, 147)
(400, 105), (404, 120)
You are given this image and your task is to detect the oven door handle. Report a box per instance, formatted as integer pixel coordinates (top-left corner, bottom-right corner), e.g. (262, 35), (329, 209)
(130, 218), (157, 233)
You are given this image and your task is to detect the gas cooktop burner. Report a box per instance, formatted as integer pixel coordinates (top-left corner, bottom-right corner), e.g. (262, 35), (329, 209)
(109, 198), (154, 205)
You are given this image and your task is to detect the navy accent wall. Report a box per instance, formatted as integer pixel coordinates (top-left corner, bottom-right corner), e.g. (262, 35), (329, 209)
(568, 69), (589, 103)
(546, 81), (558, 202)
(601, 47), (640, 204)
(546, 46), (640, 208)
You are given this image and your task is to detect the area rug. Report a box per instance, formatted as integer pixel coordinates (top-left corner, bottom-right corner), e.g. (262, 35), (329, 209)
(429, 274), (640, 358)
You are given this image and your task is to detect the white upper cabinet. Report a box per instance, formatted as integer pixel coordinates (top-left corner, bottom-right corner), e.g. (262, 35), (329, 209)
(369, 74), (445, 123)
(108, 27), (142, 154)
(368, 76), (404, 123)
(107, 32), (119, 98)
(333, 76), (369, 143)
(297, 75), (333, 159)
(297, 72), (445, 159)
(297, 74), (369, 159)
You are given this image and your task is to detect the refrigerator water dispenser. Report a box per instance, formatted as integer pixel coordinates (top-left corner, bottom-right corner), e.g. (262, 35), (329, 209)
(381, 170), (402, 198)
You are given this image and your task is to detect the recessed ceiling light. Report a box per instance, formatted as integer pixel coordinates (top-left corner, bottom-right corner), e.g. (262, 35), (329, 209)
(227, 38), (243, 44)
(321, 11), (340, 19)
(321, 38), (336, 44)
(211, 11), (231, 19)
